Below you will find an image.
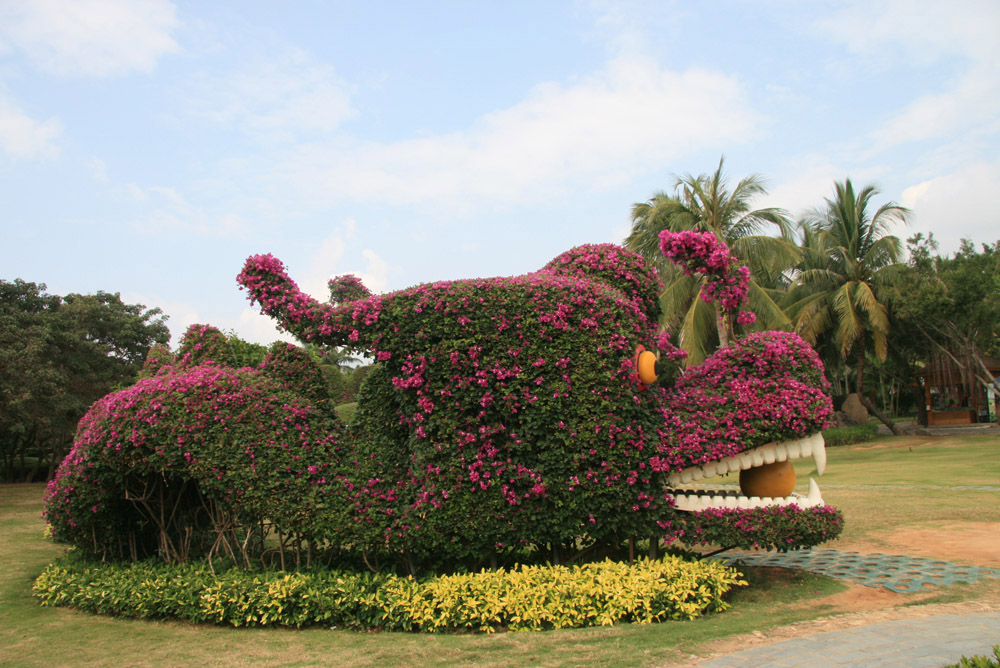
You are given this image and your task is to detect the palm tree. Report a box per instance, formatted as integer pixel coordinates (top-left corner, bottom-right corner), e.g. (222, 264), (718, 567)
(625, 157), (798, 363)
(784, 179), (908, 400)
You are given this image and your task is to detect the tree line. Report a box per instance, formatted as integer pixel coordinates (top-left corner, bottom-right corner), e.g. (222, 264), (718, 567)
(626, 157), (1000, 428)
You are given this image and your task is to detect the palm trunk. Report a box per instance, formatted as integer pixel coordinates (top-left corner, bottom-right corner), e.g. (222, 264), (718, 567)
(855, 342), (866, 395)
(718, 313), (732, 349)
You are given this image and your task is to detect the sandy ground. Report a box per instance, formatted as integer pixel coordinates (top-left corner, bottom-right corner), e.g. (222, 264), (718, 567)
(667, 521), (1000, 667)
(846, 521), (1000, 569)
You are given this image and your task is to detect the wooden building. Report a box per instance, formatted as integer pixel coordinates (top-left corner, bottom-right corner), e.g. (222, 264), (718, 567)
(916, 349), (1000, 425)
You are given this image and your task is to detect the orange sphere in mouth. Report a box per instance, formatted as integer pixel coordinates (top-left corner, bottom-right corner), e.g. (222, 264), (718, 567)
(739, 459), (796, 498)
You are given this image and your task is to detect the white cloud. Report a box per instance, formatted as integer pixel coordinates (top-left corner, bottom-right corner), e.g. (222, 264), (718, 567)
(302, 230), (348, 300)
(184, 49), (356, 141)
(299, 220), (394, 301)
(761, 156), (843, 219)
(126, 183), (247, 238)
(86, 156), (108, 182)
(0, 0), (180, 77)
(132, 292), (296, 349)
(0, 95), (61, 158)
(900, 159), (1000, 253)
(817, 0), (1000, 66)
(271, 55), (759, 211)
(234, 308), (296, 347)
(818, 1), (1000, 156)
(867, 66), (1000, 155)
(358, 249), (390, 294)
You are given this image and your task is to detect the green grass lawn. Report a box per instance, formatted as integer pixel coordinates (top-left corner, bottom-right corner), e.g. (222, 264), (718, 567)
(2, 430), (998, 667)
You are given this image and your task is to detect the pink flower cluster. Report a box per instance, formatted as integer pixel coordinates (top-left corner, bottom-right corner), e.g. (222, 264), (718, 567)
(658, 230), (751, 313)
(649, 331), (833, 471)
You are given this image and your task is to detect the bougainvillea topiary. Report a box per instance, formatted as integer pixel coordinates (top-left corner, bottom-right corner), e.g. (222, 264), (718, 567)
(45, 231), (842, 573)
(44, 345), (347, 565)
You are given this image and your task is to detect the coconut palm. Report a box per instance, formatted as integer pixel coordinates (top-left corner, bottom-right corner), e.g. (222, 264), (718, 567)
(625, 157), (798, 363)
(784, 179), (908, 396)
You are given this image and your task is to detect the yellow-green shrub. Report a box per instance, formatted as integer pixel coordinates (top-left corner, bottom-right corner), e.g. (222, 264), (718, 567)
(35, 556), (746, 632)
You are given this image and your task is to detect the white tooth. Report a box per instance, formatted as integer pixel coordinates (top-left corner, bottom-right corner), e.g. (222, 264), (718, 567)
(703, 462), (717, 478)
(668, 474), (681, 486)
(812, 434), (827, 476)
(691, 468), (704, 482)
(681, 470), (694, 484)
(786, 441), (802, 459)
(737, 496), (750, 509)
(751, 451), (764, 467)
(728, 458), (742, 473)
(800, 439), (813, 457)
(775, 442), (788, 462)
(739, 453), (753, 470)
(749, 497), (762, 509)
(763, 445), (776, 464)
(807, 477), (824, 506)
(712, 495), (725, 507)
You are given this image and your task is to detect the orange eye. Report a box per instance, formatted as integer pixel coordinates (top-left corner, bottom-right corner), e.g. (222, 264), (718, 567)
(637, 350), (658, 386)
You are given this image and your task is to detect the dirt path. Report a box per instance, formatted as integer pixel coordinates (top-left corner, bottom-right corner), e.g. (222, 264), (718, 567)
(841, 521), (1000, 569)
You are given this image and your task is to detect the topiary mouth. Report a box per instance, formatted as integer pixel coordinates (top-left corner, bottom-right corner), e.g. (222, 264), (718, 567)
(667, 432), (827, 511)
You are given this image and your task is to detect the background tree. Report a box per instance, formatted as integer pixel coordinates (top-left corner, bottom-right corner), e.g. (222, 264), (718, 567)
(889, 234), (1000, 424)
(626, 157), (797, 363)
(0, 280), (169, 481)
(783, 179), (908, 430)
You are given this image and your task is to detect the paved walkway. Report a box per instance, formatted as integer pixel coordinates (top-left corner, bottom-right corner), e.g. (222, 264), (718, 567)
(690, 612), (1000, 667)
(714, 549), (1000, 594)
(689, 547), (1000, 667)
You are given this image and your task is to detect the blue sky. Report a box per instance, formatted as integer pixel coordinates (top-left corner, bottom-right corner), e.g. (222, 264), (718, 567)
(2, 0), (998, 346)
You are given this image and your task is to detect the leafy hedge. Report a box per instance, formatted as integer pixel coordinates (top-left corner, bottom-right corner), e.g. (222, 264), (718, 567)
(663, 505), (845, 552)
(34, 555), (746, 632)
(821, 423), (879, 446)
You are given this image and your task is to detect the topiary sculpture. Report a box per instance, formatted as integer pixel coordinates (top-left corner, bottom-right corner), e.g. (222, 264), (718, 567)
(45, 232), (842, 571)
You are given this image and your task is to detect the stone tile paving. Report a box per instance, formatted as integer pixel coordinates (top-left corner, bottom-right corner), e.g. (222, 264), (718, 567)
(689, 612), (1000, 668)
(712, 549), (1000, 594)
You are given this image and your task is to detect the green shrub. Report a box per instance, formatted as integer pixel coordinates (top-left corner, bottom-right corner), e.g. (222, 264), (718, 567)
(821, 423), (879, 446)
(943, 646), (1000, 668)
(34, 555), (746, 632)
(334, 402), (358, 424)
(665, 505), (844, 552)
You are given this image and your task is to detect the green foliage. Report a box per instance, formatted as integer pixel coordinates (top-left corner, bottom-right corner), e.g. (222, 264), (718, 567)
(785, 180), (907, 396)
(34, 555), (746, 632)
(334, 402), (358, 424)
(625, 156), (796, 363)
(43, 362), (346, 565)
(666, 506), (844, 552)
(890, 235), (1000, 408)
(943, 646), (1000, 668)
(260, 342), (333, 408)
(821, 423), (879, 446)
(174, 324), (268, 370)
(0, 279), (169, 482)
